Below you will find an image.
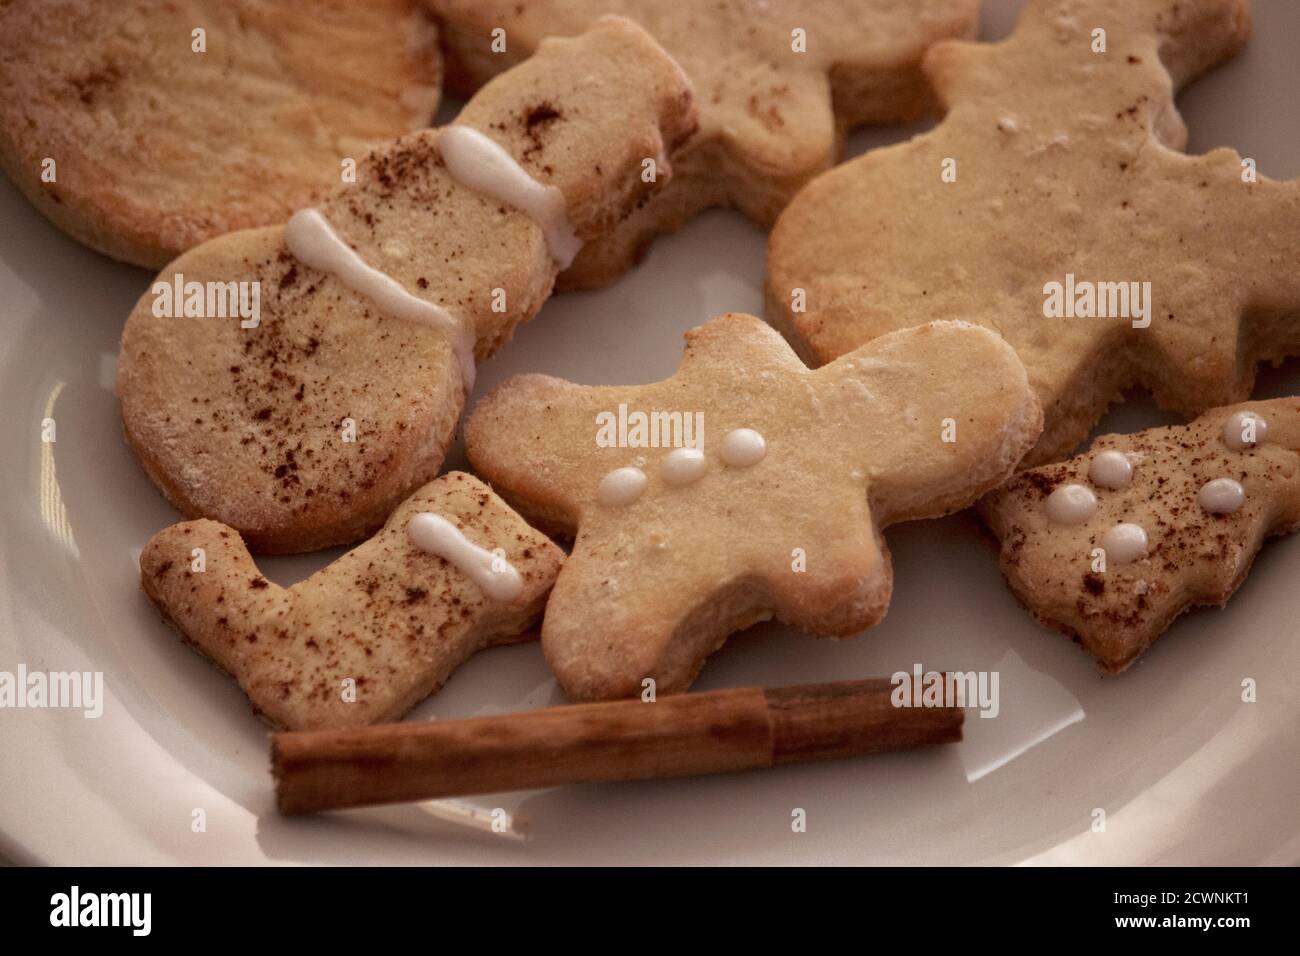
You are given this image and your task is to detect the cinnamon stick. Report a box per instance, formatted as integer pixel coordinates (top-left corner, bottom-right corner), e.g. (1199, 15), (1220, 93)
(271, 679), (963, 815)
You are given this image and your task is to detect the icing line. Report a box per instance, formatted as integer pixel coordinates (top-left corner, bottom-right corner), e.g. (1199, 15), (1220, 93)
(406, 512), (522, 601)
(439, 125), (582, 269)
(284, 208), (477, 392)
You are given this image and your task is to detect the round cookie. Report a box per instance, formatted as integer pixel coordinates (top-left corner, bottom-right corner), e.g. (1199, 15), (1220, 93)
(0, 0), (441, 268)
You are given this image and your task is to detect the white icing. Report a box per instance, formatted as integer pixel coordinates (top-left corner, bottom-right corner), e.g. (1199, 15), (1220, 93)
(285, 208), (476, 391)
(661, 447), (706, 486)
(721, 428), (766, 468)
(406, 512), (522, 601)
(1198, 478), (1245, 515)
(438, 125), (582, 269)
(1088, 450), (1132, 489)
(1045, 483), (1097, 525)
(597, 467), (647, 507)
(1223, 411), (1268, 451)
(1101, 522), (1148, 564)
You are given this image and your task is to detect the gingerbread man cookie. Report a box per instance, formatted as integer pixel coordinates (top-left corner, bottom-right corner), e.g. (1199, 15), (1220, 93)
(982, 399), (1300, 673)
(428, 0), (978, 289)
(140, 473), (564, 730)
(465, 314), (1042, 701)
(118, 17), (696, 554)
(0, 0), (442, 268)
(769, 0), (1300, 465)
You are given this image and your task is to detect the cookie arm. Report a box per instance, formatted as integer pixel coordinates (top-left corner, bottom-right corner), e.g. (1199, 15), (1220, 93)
(1150, 0), (1251, 89)
(824, 321), (1042, 525)
(464, 374), (619, 533)
(1140, 149), (1300, 414)
(1220, 171), (1300, 372)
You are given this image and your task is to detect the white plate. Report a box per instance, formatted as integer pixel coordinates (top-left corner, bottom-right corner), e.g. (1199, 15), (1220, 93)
(2, 0), (1298, 865)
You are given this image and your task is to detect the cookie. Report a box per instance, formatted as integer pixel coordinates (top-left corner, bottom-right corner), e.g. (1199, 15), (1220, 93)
(118, 16), (697, 554)
(139, 472), (564, 730)
(769, 0), (1300, 465)
(0, 0), (442, 268)
(428, 0), (979, 289)
(465, 314), (1042, 701)
(981, 399), (1300, 673)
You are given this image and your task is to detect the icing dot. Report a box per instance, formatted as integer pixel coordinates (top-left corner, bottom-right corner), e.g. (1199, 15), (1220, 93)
(661, 448), (706, 486)
(1088, 450), (1132, 489)
(1101, 522), (1148, 564)
(1045, 483), (1097, 525)
(1223, 411), (1268, 451)
(597, 467), (647, 507)
(1198, 478), (1245, 515)
(721, 428), (766, 467)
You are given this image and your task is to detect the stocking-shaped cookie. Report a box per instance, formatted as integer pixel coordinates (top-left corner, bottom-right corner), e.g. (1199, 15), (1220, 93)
(0, 0), (442, 267)
(769, 0), (1300, 464)
(118, 17), (696, 554)
(465, 314), (1042, 700)
(428, 0), (978, 288)
(982, 399), (1300, 673)
(140, 473), (563, 730)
